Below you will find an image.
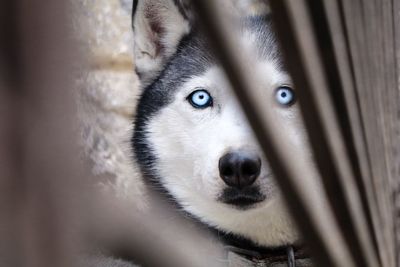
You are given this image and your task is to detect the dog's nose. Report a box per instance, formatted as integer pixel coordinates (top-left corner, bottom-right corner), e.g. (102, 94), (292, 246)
(219, 152), (261, 189)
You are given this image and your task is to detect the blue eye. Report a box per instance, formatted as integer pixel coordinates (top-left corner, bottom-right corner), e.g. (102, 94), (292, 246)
(187, 89), (213, 109)
(275, 86), (295, 106)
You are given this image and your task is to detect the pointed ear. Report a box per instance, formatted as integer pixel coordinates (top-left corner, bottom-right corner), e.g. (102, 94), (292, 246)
(132, 0), (193, 87)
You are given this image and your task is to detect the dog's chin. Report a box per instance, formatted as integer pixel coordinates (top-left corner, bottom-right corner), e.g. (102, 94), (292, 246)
(218, 186), (266, 210)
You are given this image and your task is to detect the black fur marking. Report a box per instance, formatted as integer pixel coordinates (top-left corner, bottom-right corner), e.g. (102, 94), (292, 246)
(131, 0), (138, 29)
(132, 30), (214, 201)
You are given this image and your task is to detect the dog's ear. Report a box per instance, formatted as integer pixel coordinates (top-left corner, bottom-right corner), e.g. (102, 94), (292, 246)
(132, 0), (193, 87)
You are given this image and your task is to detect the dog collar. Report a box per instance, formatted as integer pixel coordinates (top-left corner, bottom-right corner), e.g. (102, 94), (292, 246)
(226, 245), (312, 267)
(207, 228), (312, 266)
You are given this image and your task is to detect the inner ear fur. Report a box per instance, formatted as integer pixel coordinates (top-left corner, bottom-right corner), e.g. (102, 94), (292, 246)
(132, 0), (192, 87)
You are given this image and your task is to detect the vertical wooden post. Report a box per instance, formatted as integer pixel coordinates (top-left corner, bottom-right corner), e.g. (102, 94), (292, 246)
(1, 1), (83, 266)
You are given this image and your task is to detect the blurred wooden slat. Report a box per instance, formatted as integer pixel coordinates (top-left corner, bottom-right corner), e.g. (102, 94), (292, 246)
(317, 2), (385, 265)
(0, 81), (23, 267)
(1, 0), (83, 266)
(271, 0), (400, 266)
(1, 2), (226, 267)
(338, 0), (399, 266)
(269, 1), (380, 266)
(394, 0), (400, 265)
(192, 1), (361, 266)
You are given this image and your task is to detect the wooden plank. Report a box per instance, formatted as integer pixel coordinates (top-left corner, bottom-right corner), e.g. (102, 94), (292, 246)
(393, 0), (400, 264)
(191, 0), (361, 266)
(0, 1), (232, 266)
(339, 0), (399, 265)
(0, 87), (23, 267)
(318, 2), (384, 265)
(337, 2), (392, 265)
(0, 1), (81, 266)
(270, 0), (381, 266)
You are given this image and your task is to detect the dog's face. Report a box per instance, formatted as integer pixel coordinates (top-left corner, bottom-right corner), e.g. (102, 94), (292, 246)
(132, 0), (308, 246)
(145, 61), (302, 205)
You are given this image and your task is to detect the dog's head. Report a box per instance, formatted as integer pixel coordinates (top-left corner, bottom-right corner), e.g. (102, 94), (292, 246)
(132, 0), (309, 246)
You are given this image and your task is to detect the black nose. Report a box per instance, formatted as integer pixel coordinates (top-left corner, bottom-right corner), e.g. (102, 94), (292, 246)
(219, 152), (261, 189)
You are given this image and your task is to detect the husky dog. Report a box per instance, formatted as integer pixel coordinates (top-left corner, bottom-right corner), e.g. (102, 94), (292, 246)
(131, 0), (313, 258)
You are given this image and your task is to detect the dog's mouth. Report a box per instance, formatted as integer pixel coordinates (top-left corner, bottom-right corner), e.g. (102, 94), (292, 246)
(219, 186), (266, 209)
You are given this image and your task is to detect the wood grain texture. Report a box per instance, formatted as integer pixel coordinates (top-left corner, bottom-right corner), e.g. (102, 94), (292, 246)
(270, 0), (400, 266)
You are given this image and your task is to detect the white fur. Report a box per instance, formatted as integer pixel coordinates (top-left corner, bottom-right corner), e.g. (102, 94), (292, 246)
(145, 59), (311, 246)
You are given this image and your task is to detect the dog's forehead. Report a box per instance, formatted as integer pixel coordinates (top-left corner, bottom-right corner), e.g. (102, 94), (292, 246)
(158, 18), (278, 83)
(138, 16), (282, 120)
(242, 17), (282, 64)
